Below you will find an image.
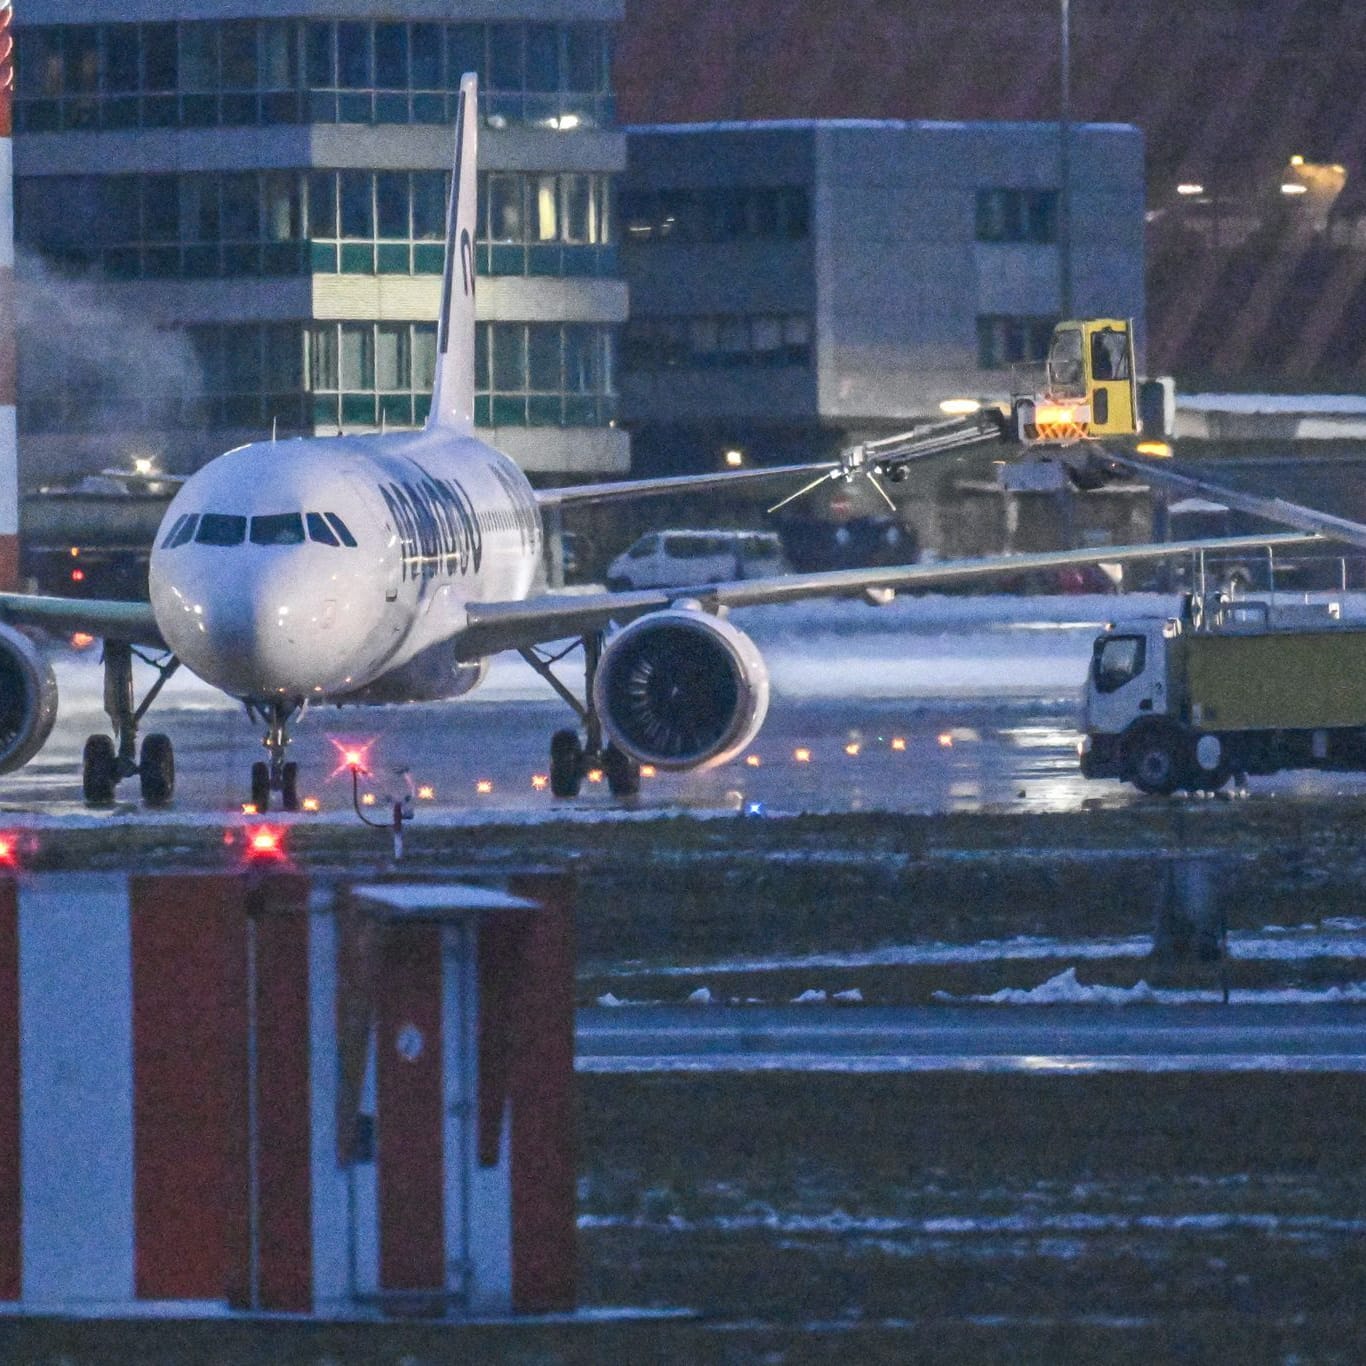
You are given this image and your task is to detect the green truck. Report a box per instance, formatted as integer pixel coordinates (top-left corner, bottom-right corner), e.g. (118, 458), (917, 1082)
(1079, 598), (1366, 793)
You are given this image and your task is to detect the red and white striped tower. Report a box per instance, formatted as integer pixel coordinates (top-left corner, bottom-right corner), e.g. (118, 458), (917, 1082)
(0, 3), (17, 592)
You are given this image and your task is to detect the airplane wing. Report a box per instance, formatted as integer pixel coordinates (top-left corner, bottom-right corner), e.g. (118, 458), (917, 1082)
(1099, 448), (1366, 550)
(456, 530), (1319, 659)
(0, 593), (166, 649)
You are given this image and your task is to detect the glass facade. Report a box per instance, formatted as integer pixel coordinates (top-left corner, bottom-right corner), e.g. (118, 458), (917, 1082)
(975, 188), (1058, 245)
(16, 20), (615, 132)
(475, 323), (617, 428)
(23, 320), (617, 434)
(18, 170), (616, 281)
(977, 314), (1056, 368)
(620, 186), (808, 244)
(623, 314), (811, 370)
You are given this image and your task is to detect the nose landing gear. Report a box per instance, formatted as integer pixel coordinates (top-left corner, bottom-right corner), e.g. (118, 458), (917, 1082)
(245, 698), (304, 812)
(80, 642), (181, 807)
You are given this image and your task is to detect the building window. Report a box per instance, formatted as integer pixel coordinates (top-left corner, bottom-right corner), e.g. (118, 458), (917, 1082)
(477, 172), (615, 277)
(474, 323), (617, 427)
(19, 170), (617, 281)
(620, 186), (809, 244)
(15, 20), (615, 132)
(975, 188), (1058, 244)
(622, 314), (812, 370)
(308, 321), (438, 429)
(977, 315), (1056, 369)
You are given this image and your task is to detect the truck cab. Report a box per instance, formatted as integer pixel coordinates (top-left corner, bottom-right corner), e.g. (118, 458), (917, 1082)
(1080, 619), (1177, 789)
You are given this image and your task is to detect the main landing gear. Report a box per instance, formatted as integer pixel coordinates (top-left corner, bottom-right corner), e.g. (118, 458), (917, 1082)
(81, 641), (181, 807)
(519, 632), (641, 800)
(243, 698), (303, 812)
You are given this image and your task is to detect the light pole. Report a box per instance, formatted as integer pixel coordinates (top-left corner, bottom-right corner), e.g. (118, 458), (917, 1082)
(1058, 0), (1074, 320)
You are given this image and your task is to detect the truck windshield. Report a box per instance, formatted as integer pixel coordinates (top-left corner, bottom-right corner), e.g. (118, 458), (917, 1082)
(1094, 635), (1145, 693)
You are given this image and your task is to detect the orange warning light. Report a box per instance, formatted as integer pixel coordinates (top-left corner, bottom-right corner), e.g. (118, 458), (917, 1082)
(71, 632), (94, 649)
(0, 835), (16, 867)
(475, 779), (493, 794)
(531, 773), (549, 790)
(587, 769), (604, 784)
(640, 765), (657, 778)
(891, 737), (907, 752)
(241, 803), (258, 816)
(745, 754), (761, 768)
(301, 797), (320, 812)
(794, 748), (812, 763)
(417, 784), (435, 800)
(844, 742), (861, 757)
(938, 733), (954, 748)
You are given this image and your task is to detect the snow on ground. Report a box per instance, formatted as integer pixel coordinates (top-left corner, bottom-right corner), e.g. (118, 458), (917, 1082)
(629, 927), (1366, 978)
(933, 967), (1366, 1007)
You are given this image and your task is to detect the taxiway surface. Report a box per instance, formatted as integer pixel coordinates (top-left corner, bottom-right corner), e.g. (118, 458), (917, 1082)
(576, 1004), (1366, 1072)
(14, 593), (1366, 818)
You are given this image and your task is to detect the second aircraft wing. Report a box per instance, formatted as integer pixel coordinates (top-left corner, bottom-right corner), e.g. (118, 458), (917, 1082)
(457, 531), (1319, 659)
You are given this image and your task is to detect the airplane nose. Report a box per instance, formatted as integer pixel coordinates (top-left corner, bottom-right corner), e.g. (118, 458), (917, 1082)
(157, 552), (366, 697)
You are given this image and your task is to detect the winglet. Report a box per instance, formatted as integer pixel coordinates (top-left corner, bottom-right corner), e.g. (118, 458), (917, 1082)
(427, 73), (478, 433)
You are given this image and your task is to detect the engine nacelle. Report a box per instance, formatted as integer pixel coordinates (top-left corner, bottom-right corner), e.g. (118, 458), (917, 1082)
(593, 608), (769, 770)
(333, 647), (488, 705)
(0, 624), (58, 775)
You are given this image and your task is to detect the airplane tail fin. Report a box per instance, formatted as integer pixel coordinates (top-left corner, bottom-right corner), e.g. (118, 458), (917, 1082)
(427, 73), (478, 433)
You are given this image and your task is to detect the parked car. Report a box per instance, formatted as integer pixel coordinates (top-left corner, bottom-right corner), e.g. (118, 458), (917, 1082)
(605, 529), (788, 591)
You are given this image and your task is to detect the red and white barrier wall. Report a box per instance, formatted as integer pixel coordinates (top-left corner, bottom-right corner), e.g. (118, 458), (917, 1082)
(0, 4), (17, 592)
(0, 870), (575, 1318)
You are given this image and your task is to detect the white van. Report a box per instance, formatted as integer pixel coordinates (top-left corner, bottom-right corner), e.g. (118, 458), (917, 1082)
(605, 529), (788, 591)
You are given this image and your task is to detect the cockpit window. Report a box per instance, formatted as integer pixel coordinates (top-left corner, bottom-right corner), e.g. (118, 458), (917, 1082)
(195, 513), (247, 546)
(170, 514), (199, 548)
(161, 514), (197, 549)
(250, 513), (306, 546)
(324, 512), (358, 547)
(306, 512), (339, 546)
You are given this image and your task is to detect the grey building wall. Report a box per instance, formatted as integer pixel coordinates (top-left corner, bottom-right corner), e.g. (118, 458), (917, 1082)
(621, 119), (1144, 470)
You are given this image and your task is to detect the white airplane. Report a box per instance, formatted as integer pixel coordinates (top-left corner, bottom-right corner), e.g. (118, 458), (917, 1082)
(0, 75), (1318, 809)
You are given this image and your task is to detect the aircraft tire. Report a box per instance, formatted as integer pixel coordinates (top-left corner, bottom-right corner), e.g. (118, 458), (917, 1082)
(139, 733), (175, 807)
(250, 761), (271, 812)
(281, 761), (300, 812)
(603, 744), (641, 798)
(82, 734), (119, 806)
(550, 729), (583, 798)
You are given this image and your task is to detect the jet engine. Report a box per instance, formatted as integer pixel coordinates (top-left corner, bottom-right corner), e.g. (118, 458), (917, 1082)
(593, 608), (769, 770)
(0, 623), (58, 775)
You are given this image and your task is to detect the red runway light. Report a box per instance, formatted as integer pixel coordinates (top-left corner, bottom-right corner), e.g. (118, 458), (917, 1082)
(70, 569), (85, 583)
(0, 835), (16, 867)
(245, 825), (285, 860)
(328, 736), (375, 779)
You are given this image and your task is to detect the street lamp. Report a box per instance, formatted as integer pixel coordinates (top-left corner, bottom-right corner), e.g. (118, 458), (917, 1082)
(1058, 0), (1073, 319)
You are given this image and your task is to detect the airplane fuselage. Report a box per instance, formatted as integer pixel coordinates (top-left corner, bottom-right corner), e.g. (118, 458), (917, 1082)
(147, 429), (542, 701)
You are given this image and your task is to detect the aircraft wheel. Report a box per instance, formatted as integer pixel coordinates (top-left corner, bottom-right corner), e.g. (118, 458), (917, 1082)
(1124, 722), (1191, 796)
(549, 729), (583, 798)
(82, 734), (119, 806)
(139, 733), (175, 807)
(281, 761), (300, 813)
(603, 744), (641, 798)
(250, 761), (271, 812)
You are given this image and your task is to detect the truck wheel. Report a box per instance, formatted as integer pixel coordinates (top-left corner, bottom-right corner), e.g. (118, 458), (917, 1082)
(1124, 723), (1191, 796)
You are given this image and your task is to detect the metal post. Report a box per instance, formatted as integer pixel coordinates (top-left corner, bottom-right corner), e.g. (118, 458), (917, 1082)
(1058, 0), (1073, 319)
(245, 910), (261, 1310)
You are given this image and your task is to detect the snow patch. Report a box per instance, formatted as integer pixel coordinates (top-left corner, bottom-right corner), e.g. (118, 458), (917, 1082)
(791, 989), (827, 1004)
(936, 967), (1366, 1006)
(685, 987), (713, 1006)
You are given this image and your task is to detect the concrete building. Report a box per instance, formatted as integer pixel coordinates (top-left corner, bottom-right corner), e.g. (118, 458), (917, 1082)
(620, 119), (1145, 474)
(12, 3), (628, 488)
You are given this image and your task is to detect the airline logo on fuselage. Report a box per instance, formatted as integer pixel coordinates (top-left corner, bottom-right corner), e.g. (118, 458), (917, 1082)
(380, 474), (482, 581)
